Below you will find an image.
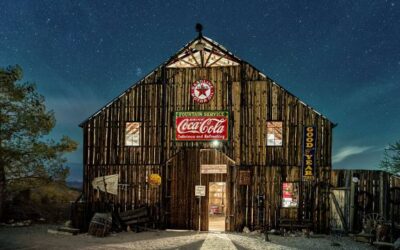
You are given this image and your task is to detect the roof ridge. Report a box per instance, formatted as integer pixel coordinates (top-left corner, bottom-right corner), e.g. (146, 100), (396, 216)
(80, 35), (332, 126)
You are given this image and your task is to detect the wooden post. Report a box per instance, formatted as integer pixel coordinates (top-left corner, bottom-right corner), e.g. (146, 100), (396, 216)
(245, 184), (249, 227)
(199, 173), (202, 231)
(379, 171), (385, 219)
(160, 66), (166, 227)
(349, 175), (357, 232)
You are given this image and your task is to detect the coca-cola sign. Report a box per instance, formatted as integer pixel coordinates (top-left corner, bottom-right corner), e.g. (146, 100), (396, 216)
(175, 111), (229, 141)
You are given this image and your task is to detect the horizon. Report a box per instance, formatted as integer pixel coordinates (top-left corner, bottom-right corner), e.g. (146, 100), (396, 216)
(1, 1), (399, 181)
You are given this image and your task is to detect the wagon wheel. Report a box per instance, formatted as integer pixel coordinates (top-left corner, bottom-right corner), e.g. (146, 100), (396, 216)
(362, 213), (385, 234)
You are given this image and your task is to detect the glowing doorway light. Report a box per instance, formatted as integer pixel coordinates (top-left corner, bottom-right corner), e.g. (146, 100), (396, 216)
(211, 140), (220, 147)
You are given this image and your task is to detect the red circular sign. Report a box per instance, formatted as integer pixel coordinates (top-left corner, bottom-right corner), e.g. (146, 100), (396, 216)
(190, 79), (214, 104)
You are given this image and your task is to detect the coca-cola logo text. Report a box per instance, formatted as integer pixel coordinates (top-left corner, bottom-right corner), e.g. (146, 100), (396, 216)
(177, 118), (226, 134)
(175, 111), (229, 141)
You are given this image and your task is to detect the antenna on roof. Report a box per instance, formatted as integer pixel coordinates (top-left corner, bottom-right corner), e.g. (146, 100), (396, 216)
(195, 23), (203, 37)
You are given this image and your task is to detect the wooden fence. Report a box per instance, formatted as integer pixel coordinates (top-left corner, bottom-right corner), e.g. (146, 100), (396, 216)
(331, 169), (400, 233)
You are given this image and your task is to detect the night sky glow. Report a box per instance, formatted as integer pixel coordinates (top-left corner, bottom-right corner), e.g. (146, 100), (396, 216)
(1, 1), (399, 181)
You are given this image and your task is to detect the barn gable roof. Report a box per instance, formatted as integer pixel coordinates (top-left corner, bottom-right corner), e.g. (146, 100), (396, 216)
(166, 36), (240, 68)
(80, 35), (332, 127)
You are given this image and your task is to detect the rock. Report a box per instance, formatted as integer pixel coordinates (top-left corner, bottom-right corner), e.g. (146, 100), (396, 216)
(57, 227), (80, 235)
(64, 220), (72, 227)
(38, 218), (46, 222)
(243, 226), (250, 233)
(23, 220), (32, 226)
(47, 229), (73, 236)
(394, 237), (400, 250)
(249, 230), (260, 235)
(269, 229), (280, 235)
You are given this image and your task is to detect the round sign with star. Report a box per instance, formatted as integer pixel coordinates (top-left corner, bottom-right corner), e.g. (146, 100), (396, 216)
(190, 79), (215, 104)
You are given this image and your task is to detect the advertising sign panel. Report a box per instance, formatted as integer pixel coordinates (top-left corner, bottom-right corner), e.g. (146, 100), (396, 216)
(282, 182), (298, 208)
(175, 111), (229, 141)
(195, 185), (206, 196)
(201, 164), (227, 174)
(302, 126), (316, 181)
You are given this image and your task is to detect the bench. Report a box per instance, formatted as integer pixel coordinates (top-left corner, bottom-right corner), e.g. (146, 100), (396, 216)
(278, 219), (313, 233)
(118, 207), (153, 232)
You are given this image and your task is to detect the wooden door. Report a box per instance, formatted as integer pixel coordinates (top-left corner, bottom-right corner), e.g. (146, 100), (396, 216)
(330, 188), (349, 232)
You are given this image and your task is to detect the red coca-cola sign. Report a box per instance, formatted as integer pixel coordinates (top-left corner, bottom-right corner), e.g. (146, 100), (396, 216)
(175, 111), (229, 141)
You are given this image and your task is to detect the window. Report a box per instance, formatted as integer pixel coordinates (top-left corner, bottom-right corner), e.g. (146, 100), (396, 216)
(282, 182), (299, 208)
(267, 121), (283, 146)
(125, 122), (141, 146)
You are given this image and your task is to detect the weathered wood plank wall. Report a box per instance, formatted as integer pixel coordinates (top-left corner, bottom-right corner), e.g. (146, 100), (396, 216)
(81, 62), (332, 232)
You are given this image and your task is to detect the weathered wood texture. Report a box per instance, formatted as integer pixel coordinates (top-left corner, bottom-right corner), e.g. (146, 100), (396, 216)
(80, 62), (332, 232)
(331, 170), (400, 232)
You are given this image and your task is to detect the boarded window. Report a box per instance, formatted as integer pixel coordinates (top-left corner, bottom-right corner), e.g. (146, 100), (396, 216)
(282, 182), (299, 208)
(125, 122), (141, 146)
(267, 121), (283, 146)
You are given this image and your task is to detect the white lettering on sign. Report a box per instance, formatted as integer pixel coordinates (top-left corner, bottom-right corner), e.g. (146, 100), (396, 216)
(176, 118), (226, 134)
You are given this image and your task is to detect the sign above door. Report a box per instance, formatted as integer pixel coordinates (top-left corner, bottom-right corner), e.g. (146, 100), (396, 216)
(201, 164), (227, 174)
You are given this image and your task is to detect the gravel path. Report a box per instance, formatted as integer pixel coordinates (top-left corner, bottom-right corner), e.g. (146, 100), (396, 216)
(0, 225), (375, 250)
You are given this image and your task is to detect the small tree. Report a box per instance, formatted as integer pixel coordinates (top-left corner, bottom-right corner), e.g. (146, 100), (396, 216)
(380, 140), (400, 175)
(0, 65), (78, 221)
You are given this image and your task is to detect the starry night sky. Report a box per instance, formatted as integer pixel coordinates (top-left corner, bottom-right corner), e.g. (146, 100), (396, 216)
(1, 1), (399, 181)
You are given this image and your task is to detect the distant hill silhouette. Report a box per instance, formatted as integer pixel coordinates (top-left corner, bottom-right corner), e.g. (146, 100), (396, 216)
(66, 181), (83, 191)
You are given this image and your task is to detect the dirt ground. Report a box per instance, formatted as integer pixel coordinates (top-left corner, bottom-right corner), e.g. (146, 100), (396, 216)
(0, 224), (376, 250)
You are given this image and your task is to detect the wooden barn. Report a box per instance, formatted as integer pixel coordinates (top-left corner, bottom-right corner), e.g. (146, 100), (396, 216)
(77, 29), (333, 233)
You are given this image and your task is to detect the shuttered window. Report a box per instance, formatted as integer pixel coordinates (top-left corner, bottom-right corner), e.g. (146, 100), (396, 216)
(267, 121), (283, 146)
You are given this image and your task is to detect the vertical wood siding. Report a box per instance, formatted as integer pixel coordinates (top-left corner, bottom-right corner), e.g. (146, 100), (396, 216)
(81, 63), (332, 232)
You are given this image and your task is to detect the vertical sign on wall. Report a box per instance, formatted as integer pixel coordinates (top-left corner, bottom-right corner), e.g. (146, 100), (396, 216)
(302, 126), (316, 181)
(239, 170), (251, 185)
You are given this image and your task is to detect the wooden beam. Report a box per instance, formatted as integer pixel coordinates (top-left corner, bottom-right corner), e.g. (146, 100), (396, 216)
(188, 49), (201, 67)
(204, 48), (213, 67)
(208, 54), (226, 67)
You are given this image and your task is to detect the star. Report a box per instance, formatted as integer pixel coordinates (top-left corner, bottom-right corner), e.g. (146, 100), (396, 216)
(196, 85), (209, 97)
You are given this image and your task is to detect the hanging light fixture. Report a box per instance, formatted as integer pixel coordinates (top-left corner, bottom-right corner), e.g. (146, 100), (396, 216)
(211, 140), (220, 148)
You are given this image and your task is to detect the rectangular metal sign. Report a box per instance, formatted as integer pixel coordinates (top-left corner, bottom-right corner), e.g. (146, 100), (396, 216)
(201, 164), (227, 174)
(175, 111), (229, 141)
(195, 185), (206, 196)
(302, 126), (316, 181)
(239, 170), (251, 185)
(282, 182), (298, 208)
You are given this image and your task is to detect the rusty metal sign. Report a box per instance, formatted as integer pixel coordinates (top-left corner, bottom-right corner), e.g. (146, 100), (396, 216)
(239, 170), (251, 185)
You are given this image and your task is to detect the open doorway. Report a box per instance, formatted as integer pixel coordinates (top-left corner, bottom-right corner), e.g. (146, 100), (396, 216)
(208, 182), (226, 231)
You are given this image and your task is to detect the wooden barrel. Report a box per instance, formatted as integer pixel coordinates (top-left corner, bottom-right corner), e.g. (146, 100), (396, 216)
(88, 213), (112, 237)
